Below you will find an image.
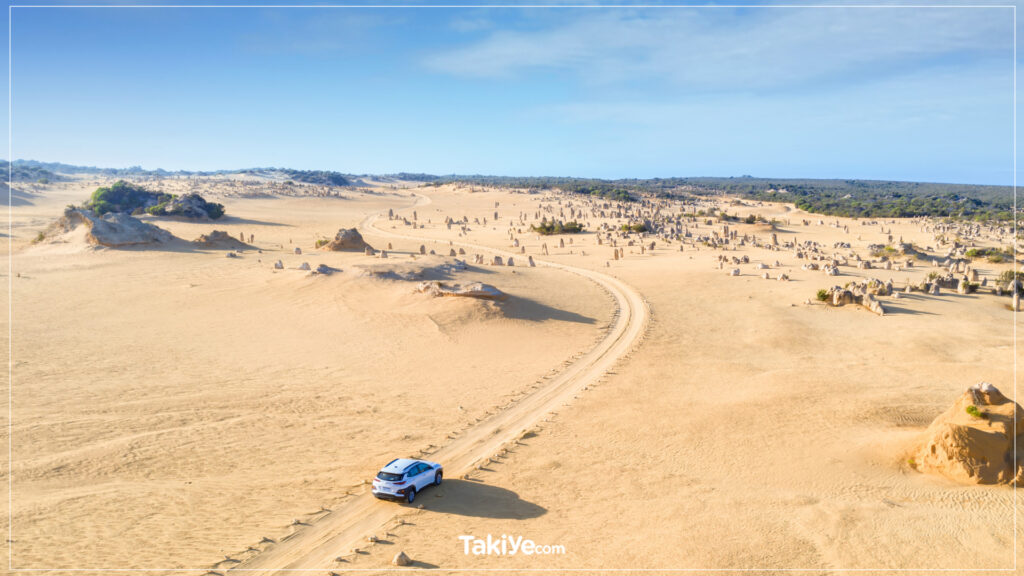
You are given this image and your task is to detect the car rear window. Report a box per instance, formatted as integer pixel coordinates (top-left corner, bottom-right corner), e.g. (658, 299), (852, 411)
(378, 472), (403, 481)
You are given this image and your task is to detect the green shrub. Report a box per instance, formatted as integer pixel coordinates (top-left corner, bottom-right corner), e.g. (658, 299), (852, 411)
(997, 270), (1024, 290)
(531, 219), (584, 235)
(87, 180), (156, 215)
(965, 247), (1012, 263)
(620, 223), (648, 233)
(205, 203), (225, 219)
(965, 405), (987, 419)
(816, 289), (829, 302)
(31, 231), (45, 244)
(315, 238), (329, 248)
(85, 180), (224, 219)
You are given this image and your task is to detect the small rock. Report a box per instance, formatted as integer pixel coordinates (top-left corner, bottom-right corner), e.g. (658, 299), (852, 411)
(393, 551), (412, 566)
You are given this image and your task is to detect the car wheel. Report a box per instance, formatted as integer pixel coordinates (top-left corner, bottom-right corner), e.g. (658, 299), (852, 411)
(406, 487), (416, 504)
(434, 472), (443, 486)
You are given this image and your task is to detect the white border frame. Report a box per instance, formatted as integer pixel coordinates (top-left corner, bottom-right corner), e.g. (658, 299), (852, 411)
(6, 2), (1018, 573)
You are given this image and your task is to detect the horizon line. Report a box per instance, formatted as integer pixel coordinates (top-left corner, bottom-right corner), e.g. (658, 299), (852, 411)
(3, 159), (1015, 189)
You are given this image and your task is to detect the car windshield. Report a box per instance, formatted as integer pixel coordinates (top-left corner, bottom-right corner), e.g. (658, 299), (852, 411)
(378, 472), (403, 482)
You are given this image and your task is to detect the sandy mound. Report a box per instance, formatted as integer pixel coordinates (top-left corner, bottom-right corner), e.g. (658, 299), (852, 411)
(52, 208), (174, 247)
(913, 382), (1023, 485)
(416, 281), (508, 300)
(192, 230), (252, 250)
(319, 228), (372, 252)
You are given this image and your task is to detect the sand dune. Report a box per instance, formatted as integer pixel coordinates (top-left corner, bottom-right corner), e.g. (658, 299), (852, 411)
(2, 182), (610, 571)
(2, 178), (1020, 574)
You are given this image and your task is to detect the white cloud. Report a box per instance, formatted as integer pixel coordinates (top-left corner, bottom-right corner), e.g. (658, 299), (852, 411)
(423, 7), (1012, 92)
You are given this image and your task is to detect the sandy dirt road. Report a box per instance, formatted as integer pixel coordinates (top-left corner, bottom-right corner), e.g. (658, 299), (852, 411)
(228, 206), (648, 573)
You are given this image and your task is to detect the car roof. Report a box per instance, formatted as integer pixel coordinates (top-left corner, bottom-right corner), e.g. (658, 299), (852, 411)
(380, 458), (438, 474)
(381, 458), (421, 473)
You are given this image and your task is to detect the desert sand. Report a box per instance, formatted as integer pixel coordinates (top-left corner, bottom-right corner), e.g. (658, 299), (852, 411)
(1, 176), (1020, 575)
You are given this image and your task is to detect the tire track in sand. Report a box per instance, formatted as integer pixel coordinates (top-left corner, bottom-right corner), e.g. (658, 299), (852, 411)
(228, 202), (648, 573)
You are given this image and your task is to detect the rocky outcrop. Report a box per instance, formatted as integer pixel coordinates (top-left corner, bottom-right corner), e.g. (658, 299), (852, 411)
(862, 293), (885, 316)
(913, 383), (1024, 485)
(57, 208), (173, 247)
(320, 228), (372, 252)
(192, 230), (251, 250)
(416, 281), (507, 301)
(824, 284), (886, 315)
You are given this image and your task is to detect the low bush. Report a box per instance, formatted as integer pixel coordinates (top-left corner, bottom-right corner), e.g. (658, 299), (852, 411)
(531, 219), (584, 235)
(965, 405), (987, 419)
(620, 223), (648, 233)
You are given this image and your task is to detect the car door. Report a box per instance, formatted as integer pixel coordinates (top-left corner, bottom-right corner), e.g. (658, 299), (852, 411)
(406, 464), (420, 490)
(405, 464), (420, 491)
(413, 464), (430, 490)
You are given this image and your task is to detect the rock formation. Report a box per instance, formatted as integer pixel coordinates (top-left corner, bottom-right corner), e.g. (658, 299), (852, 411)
(192, 230), (251, 250)
(416, 281), (507, 301)
(320, 228), (373, 252)
(56, 208), (173, 247)
(393, 551), (412, 566)
(913, 382), (1023, 485)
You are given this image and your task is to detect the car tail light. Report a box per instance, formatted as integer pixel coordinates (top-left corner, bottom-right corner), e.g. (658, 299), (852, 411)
(393, 481), (406, 485)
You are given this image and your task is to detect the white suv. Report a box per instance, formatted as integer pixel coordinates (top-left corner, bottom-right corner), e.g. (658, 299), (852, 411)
(372, 458), (443, 503)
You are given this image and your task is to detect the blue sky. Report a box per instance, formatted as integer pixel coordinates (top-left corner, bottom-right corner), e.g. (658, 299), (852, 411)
(1, 2), (1017, 184)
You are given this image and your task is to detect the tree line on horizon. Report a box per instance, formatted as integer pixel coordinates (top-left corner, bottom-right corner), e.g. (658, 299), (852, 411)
(439, 174), (1014, 222)
(7, 160), (1014, 222)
